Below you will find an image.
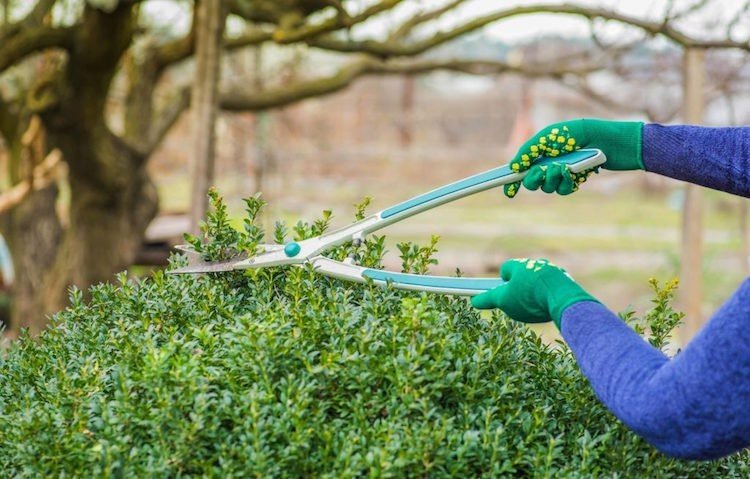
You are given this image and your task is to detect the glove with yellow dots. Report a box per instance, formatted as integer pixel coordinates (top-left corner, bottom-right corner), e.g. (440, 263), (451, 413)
(503, 119), (644, 198)
(471, 258), (599, 329)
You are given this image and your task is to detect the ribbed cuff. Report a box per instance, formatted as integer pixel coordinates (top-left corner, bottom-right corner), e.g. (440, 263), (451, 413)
(582, 119), (644, 171)
(541, 274), (601, 330)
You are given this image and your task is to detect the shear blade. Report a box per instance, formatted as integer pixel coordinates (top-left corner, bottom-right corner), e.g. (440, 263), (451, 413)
(169, 248), (249, 275)
(169, 258), (243, 274)
(174, 244), (199, 255)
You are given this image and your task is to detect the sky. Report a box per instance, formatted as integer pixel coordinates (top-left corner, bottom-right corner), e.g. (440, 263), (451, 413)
(456, 0), (749, 41)
(348, 0), (750, 43)
(136, 0), (749, 45)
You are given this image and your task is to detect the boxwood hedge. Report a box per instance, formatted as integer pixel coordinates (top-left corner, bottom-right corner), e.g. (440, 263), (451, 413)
(0, 192), (748, 477)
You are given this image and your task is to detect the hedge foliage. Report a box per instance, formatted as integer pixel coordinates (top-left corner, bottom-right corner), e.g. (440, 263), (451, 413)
(1, 192), (748, 477)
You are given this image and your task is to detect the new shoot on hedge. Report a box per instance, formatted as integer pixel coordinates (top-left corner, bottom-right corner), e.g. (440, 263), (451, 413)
(0, 190), (747, 478)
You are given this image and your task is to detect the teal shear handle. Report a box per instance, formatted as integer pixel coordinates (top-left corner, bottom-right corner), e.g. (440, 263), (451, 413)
(362, 269), (503, 296)
(378, 149), (605, 223)
(310, 257), (504, 296)
(174, 148), (607, 298)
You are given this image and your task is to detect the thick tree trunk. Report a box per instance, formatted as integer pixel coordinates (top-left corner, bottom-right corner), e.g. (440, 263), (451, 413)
(0, 3), (161, 336)
(1, 184), (62, 336)
(4, 118), (158, 334)
(40, 162), (158, 319)
(1, 160), (157, 335)
(189, 0), (226, 234)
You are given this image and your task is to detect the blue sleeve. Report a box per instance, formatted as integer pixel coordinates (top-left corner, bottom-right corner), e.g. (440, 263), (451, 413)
(560, 280), (750, 460)
(643, 124), (750, 197)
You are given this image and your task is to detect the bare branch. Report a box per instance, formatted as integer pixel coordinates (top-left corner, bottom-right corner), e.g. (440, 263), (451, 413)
(0, 25), (75, 73)
(153, 4), (199, 70)
(671, 0), (711, 21)
(156, 28), (273, 71)
(268, 0), (402, 45)
(229, 0), (368, 26)
(390, 0), (465, 41)
(155, 0), (402, 71)
(141, 77), (192, 156)
(0, 0), (56, 41)
(727, 1), (750, 38)
(704, 53), (750, 99)
(0, 149), (62, 214)
(220, 59), (368, 111)
(311, 3), (750, 58)
(566, 77), (677, 122)
(220, 56), (604, 112)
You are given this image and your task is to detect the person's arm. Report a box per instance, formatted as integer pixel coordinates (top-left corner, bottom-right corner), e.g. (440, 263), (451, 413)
(643, 124), (750, 198)
(561, 282), (750, 460)
(472, 259), (750, 460)
(503, 120), (750, 199)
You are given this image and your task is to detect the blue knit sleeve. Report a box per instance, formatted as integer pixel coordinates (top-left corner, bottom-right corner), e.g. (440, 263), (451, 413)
(643, 124), (750, 197)
(560, 280), (750, 460)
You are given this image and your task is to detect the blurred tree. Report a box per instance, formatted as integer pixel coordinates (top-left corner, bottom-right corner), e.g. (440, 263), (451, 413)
(189, 0), (227, 234)
(0, 0), (747, 334)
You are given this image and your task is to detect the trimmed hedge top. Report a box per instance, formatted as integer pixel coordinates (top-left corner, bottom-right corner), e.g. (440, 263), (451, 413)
(1, 193), (748, 477)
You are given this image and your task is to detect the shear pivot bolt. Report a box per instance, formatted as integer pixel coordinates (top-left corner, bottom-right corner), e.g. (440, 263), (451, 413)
(284, 242), (301, 257)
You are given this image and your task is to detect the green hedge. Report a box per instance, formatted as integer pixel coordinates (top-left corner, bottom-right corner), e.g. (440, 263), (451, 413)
(1, 193), (748, 477)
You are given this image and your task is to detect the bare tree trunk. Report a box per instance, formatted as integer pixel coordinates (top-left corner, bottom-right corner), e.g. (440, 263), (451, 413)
(0, 113), (64, 336)
(189, 0), (226, 234)
(398, 76), (415, 149)
(1, 184), (62, 336)
(0, 136), (148, 337)
(250, 45), (281, 233)
(2, 4), (158, 334)
(679, 48), (705, 343)
(40, 168), (158, 318)
(253, 114), (271, 194)
(252, 45), (269, 195)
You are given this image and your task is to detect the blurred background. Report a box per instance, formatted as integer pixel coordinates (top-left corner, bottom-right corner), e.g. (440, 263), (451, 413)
(0, 0), (749, 343)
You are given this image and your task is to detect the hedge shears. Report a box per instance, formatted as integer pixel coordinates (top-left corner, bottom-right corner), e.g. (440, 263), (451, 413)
(171, 149), (606, 295)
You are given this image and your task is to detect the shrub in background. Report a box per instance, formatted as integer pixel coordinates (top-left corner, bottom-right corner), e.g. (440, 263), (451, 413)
(0, 192), (748, 477)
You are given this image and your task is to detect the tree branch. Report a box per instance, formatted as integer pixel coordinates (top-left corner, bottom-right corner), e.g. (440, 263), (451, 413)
(726, 1), (750, 38)
(671, 0), (711, 21)
(311, 3), (750, 58)
(219, 57), (604, 112)
(0, 0), (56, 41)
(271, 0), (402, 44)
(154, 0), (403, 71)
(0, 25), (75, 73)
(390, 0), (466, 41)
(155, 28), (271, 71)
(0, 149), (62, 214)
(142, 74), (192, 157)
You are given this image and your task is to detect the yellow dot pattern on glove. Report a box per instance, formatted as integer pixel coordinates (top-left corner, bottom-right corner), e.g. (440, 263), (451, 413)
(505, 124), (594, 198)
(517, 258), (564, 273)
(571, 169), (595, 192)
(522, 125), (581, 161)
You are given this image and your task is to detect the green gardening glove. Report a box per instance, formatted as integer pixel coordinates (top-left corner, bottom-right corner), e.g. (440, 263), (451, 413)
(504, 119), (644, 198)
(471, 258), (599, 329)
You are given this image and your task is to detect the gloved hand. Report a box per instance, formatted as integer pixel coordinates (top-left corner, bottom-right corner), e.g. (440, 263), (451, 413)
(471, 258), (599, 329)
(504, 119), (644, 198)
